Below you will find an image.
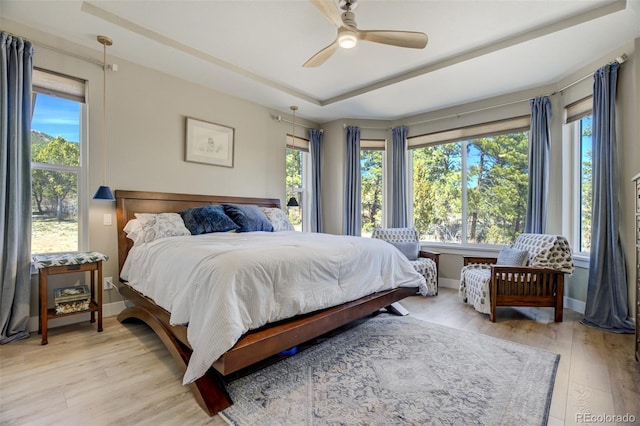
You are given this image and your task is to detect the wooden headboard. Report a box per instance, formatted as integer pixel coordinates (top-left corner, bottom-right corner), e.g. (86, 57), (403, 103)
(115, 190), (281, 275)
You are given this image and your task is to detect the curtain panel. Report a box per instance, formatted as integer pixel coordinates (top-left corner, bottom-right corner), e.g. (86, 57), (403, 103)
(1, 32), (34, 344)
(525, 96), (551, 234)
(391, 126), (409, 228)
(309, 129), (323, 233)
(582, 62), (634, 333)
(343, 126), (361, 236)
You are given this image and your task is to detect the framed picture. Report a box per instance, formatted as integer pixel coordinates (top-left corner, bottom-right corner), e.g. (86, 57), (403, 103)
(185, 117), (235, 167)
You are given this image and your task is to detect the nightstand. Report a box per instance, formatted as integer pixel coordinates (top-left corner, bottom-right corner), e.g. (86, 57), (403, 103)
(32, 251), (108, 345)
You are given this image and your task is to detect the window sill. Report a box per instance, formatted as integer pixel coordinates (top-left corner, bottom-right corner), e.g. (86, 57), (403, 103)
(419, 242), (501, 257)
(572, 254), (590, 269)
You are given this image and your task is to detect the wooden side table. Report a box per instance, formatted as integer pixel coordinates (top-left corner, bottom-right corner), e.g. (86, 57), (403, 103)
(32, 252), (108, 345)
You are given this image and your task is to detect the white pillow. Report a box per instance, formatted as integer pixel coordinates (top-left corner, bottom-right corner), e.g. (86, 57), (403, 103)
(123, 219), (145, 245)
(260, 207), (295, 232)
(125, 213), (190, 244)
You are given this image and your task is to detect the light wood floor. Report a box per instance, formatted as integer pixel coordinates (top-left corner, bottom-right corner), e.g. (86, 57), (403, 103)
(1, 288), (638, 425)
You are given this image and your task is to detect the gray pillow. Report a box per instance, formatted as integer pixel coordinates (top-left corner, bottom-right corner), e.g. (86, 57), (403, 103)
(496, 247), (529, 266)
(389, 241), (420, 261)
(222, 204), (274, 233)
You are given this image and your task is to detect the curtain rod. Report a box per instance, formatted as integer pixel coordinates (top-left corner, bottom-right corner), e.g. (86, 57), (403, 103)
(274, 115), (322, 133)
(342, 123), (391, 130)
(2, 30), (103, 67)
(401, 53), (629, 128)
(34, 41), (103, 67)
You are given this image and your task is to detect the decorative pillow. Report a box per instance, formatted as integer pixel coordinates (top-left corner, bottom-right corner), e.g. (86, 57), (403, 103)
(179, 205), (239, 235)
(129, 213), (191, 244)
(123, 219), (145, 245)
(222, 204), (274, 233)
(388, 241), (420, 261)
(260, 207), (295, 232)
(496, 247), (529, 266)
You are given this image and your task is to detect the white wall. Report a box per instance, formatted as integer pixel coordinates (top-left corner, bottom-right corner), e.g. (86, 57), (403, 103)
(4, 17), (638, 318)
(318, 40), (639, 315)
(1, 19), (318, 313)
(320, 119), (392, 235)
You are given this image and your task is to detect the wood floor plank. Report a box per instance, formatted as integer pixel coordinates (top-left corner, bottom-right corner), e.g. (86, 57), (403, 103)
(0, 288), (637, 425)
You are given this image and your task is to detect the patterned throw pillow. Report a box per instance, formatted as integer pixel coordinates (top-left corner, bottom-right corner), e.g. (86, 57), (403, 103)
(260, 207), (295, 232)
(496, 247), (529, 266)
(179, 205), (239, 235)
(128, 213), (191, 244)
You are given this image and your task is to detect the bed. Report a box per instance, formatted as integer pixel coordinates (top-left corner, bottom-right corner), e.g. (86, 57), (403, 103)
(115, 190), (427, 416)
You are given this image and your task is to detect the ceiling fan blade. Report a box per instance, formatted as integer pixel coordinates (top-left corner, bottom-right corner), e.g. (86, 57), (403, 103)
(303, 40), (339, 67)
(310, 0), (343, 28)
(359, 30), (428, 49)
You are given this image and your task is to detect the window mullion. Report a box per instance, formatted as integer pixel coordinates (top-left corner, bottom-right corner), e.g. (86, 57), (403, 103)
(32, 162), (80, 173)
(461, 140), (468, 244)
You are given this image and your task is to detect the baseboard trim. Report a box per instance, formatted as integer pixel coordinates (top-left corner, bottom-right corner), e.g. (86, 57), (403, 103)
(564, 296), (585, 314)
(27, 300), (127, 333)
(439, 278), (459, 290)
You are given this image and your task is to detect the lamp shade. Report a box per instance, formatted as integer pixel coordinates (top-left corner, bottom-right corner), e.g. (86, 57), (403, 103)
(286, 197), (299, 207)
(93, 185), (115, 201)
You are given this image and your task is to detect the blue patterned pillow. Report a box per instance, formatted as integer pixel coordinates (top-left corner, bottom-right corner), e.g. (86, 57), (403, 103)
(223, 204), (274, 233)
(179, 205), (239, 235)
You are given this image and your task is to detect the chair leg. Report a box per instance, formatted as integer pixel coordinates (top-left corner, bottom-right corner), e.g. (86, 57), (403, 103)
(554, 275), (565, 322)
(490, 278), (497, 322)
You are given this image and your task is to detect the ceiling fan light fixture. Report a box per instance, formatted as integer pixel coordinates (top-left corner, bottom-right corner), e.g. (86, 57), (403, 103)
(338, 29), (358, 49)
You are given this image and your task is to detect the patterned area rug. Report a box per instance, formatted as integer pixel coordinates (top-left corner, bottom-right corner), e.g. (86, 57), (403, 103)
(220, 314), (559, 426)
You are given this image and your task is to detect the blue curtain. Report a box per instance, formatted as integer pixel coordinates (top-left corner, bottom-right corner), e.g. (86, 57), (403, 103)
(343, 126), (361, 236)
(581, 62), (634, 333)
(525, 97), (551, 233)
(309, 129), (323, 233)
(1, 32), (33, 344)
(391, 126), (409, 227)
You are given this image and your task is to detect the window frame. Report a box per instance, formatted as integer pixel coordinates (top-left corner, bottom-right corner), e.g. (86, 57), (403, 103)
(286, 134), (310, 232)
(562, 102), (593, 262)
(360, 139), (386, 236)
(408, 116), (530, 247)
(31, 69), (88, 255)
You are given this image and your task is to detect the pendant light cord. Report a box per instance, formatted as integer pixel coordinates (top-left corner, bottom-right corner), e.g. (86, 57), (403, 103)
(102, 40), (107, 185)
(97, 35), (112, 186)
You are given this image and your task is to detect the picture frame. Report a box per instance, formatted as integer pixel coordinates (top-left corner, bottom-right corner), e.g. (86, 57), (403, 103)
(185, 117), (235, 167)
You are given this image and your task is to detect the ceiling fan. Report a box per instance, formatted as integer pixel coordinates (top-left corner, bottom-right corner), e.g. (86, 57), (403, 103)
(304, 0), (428, 67)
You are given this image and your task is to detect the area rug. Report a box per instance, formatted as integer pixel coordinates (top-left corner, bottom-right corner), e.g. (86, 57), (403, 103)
(220, 314), (559, 426)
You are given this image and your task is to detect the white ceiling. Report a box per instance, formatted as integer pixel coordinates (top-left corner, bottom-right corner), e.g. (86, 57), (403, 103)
(2, 0), (639, 123)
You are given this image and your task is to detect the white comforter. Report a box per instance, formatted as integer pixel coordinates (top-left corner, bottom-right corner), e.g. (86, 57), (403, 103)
(121, 231), (427, 384)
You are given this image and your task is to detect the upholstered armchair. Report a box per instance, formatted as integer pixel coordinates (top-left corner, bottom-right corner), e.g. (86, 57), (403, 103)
(459, 233), (574, 322)
(372, 227), (439, 296)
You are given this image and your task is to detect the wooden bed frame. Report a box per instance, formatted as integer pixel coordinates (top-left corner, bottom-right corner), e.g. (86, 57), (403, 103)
(114, 190), (419, 416)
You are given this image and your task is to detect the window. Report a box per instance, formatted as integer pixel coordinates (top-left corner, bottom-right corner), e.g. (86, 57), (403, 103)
(578, 115), (593, 252)
(286, 135), (309, 231)
(360, 140), (385, 237)
(565, 96), (593, 254)
(409, 116), (530, 245)
(31, 69), (87, 254)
